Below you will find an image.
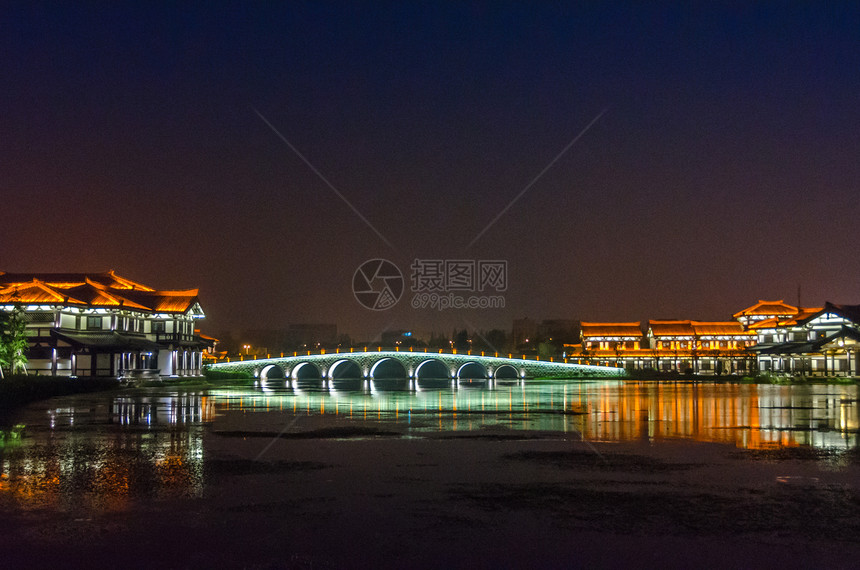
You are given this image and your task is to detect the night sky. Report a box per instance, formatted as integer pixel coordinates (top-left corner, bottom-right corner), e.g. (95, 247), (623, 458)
(3, 3), (859, 340)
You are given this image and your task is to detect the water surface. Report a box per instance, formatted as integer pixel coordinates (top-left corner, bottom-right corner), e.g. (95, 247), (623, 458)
(1, 379), (857, 510)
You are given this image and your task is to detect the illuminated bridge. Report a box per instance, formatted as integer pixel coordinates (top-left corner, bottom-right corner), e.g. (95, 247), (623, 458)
(208, 349), (625, 386)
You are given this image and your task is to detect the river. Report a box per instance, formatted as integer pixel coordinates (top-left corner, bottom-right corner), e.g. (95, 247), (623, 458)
(1, 379), (858, 568)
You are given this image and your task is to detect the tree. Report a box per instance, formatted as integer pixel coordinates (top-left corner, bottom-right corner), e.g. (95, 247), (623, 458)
(0, 304), (29, 377)
(0, 309), (8, 379)
(453, 329), (470, 351)
(427, 332), (448, 349)
(476, 329), (507, 353)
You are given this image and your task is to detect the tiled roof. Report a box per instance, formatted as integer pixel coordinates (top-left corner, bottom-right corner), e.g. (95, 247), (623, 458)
(747, 317), (780, 331)
(0, 281), (68, 304)
(0, 270), (155, 291)
(648, 320), (695, 336)
(691, 321), (754, 336)
(649, 320), (752, 337)
(53, 330), (161, 351)
(581, 322), (642, 337)
(0, 271), (200, 314)
(746, 307), (824, 329)
(733, 299), (798, 318)
(117, 289), (200, 313)
(798, 302), (860, 326)
(751, 327), (860, 355)
(791, 307), (824, 322)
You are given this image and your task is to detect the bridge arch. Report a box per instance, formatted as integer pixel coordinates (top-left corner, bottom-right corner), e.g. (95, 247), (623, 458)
(370, 358), (408, 379)
(457, 361), (488, 379)
(260, 364), (286, 380)
(329, 359), (362, 379)
(292, 361), (322, 380)
(210, 349), (626, 385)
(415, 359), (451, 379)
(493, 364), (519, 380)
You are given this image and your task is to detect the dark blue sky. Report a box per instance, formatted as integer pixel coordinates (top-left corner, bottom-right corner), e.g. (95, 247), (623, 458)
(2, 3), (859, 339)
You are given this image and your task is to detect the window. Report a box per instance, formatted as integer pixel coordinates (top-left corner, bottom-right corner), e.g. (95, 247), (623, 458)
(25, 312), (55, 323)
(152, 321), (166, 334)
(87, 316), (103, 330)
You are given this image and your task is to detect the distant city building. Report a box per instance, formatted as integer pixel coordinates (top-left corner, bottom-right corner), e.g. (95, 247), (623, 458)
(537, 319), (581, 345)
(381, 329), (415, 346)
(0, 270), (205, 379)
(285, 323), (338, 349)
(511, 317), (537, 348)
(511, 318), (579, 350)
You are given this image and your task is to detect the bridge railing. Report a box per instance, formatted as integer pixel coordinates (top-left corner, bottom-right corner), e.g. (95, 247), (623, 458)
(207, 345), (622, 368)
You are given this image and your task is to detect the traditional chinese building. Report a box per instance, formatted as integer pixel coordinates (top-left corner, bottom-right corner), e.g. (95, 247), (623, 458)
(742, 301), (860, 376)
(732, 299), (801, 329)
(0, 270), (205, 379)
(559, 298), (858, 377)
(573, 322), (648, 368)
(566, 319), (756, 374)
(645, 320), (756, 374)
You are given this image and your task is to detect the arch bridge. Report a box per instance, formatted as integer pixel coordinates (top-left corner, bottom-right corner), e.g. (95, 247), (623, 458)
(208, 348), (624, 385)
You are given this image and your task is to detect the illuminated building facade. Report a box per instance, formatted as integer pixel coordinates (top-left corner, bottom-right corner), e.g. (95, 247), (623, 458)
(576, 322), (650, 369)
(568, 320), (755, 373)
(647, 320), (756, 374)
(0, 270), (205, 378)
(566, 300), (860, 377)
(744, 301), (860, 376)
(511, 317), (538, 349)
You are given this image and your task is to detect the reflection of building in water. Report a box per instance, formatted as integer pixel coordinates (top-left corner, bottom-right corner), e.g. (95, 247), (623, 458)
(211, 383), (859, 450)
(0, 395), (209, 509)
(583, 383), (859, 449)
(111, 394), (215, 425)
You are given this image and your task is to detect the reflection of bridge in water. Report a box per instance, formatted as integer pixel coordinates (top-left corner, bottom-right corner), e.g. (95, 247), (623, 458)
(207, 381), (860, 450)
(209, 349), (626, 386)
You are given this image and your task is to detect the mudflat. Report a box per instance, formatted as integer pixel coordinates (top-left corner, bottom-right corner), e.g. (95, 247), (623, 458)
(2, 425), (859, 569)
